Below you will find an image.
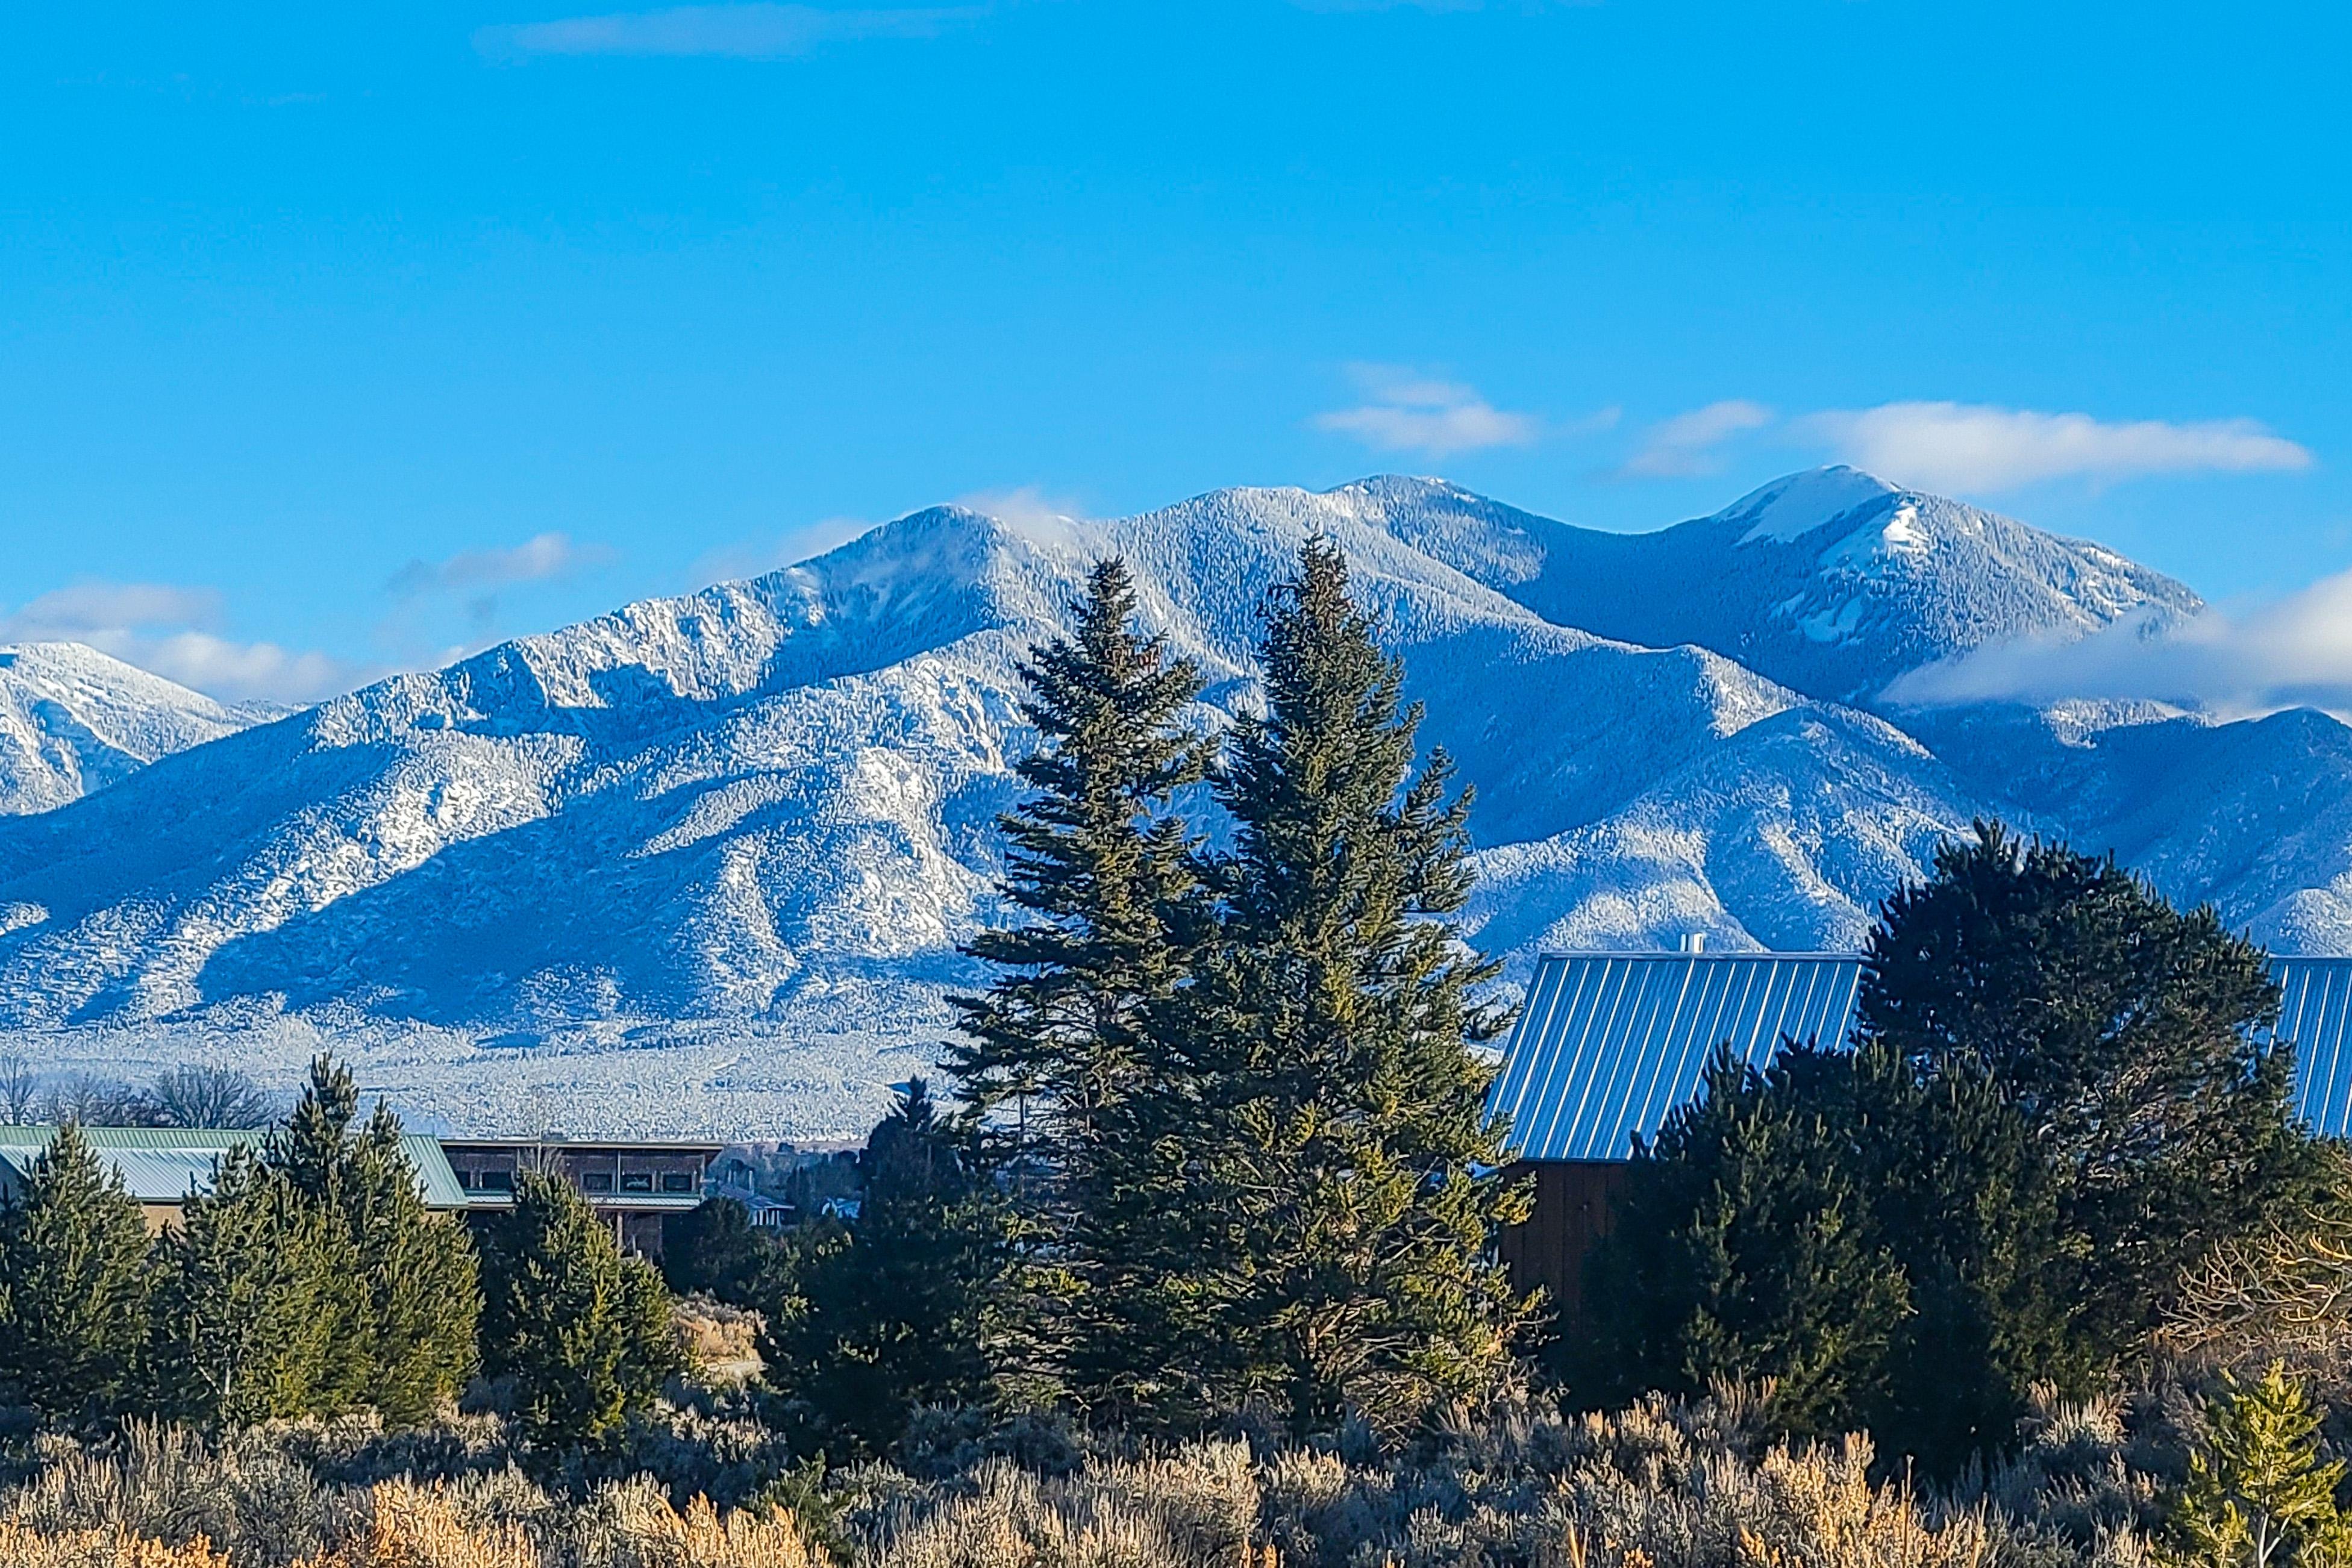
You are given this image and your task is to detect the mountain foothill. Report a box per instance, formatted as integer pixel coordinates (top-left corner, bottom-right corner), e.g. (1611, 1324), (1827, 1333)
(1, 467), (2342, 1134)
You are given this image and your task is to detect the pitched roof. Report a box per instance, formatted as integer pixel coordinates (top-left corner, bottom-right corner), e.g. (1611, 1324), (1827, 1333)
(0, 1127), (468, 1208)
(1487, 951), (1863, 1162)
(1490, 951), (2352, 1162)
(2272, 958), (2352, 1139)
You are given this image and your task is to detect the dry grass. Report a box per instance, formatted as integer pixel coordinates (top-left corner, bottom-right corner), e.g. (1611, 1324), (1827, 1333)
(0, 1389), (2185, 1568)
(0, 1517), (235, 1568)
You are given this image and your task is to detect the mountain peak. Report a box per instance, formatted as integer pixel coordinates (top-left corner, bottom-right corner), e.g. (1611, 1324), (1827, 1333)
(0, 642), (259, 815)
(1715, 467), (1904, 545)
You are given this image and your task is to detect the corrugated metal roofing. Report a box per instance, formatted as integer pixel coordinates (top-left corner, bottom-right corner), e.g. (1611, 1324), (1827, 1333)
(1487, 952), (1864, 1162)
(0, 1127), (466, 1208)
(2270, 958), (2352, 1139)
(1490, 952), (2352, 1161)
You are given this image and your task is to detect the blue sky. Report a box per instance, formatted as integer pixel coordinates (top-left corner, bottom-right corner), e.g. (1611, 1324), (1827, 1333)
(4, 1), (2348, 701)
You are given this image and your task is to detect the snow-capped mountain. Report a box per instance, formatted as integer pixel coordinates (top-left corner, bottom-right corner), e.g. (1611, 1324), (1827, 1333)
(1363, 467), (2202, 706)
(0, 470), (2340, 1136)
(0, 643), (266, 816)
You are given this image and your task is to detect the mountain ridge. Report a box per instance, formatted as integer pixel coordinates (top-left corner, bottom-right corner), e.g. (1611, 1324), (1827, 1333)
(0, 469), (2339, 1137)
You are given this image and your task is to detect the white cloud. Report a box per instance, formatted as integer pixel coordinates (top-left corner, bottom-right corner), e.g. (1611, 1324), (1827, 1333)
(387, 532), (615, 598)
(688, 516), (874, 586)
(1802, 401), (2314, 493)
(1616, 399), (1774, 478)
(135, 634), (355, 707)
(475, 3), (983, 60)
(1884, 573), (2352, 719)
(3, 583), (224, 640)
(954, 486), (1087, 528)
(1313, 364), (1540, 458)
(0, 580), (360, 705)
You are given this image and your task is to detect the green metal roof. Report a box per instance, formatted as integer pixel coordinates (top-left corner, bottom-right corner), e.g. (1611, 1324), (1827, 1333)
(0, 1127), (467, 1209)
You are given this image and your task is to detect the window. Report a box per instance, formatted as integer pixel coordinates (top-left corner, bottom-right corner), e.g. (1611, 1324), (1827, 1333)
(482, 1169), (514, 1192)
(457, 1169), (480, 1190)
(581, 1172), (613, 1193)
(660, 1172), (695, 1193)
(620, 1172), (653, 1193)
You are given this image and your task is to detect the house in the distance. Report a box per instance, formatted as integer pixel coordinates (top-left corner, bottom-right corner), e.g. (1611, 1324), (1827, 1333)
(0, 1126), (468, 1233)
(1486, 944), (1862, 1317)
(1487, 946), (2352, 1319)
(439, 1136), (721, 1258)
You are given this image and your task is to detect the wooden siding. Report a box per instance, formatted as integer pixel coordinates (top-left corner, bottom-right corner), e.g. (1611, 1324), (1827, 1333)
(1497, 1160), (1629, 1321)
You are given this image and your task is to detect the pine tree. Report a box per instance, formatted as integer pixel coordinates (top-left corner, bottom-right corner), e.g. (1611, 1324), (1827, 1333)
(264, 1057), (480, 1422)
(1586, 823), (2315, 1477)
(478, 1169), (679, 1446)
(1863, 823), (2321, 1360)
(148, 1143), (337, 1426)
(338, 1104), (481, 1423)
(758, 1079), (1006, 1455)
(2169, 1363), (2351, 1568)
(946, 557), (1209, 1401)
(0, 1122), (152, 1419)
(1154, 541), (1531, 1433)
(1582, 1046), (1912, 1437)
(661, 1196), (775, 1304)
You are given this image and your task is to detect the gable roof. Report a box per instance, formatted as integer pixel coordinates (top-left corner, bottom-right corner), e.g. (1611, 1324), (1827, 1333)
(2274, 958), (2352, 1139)
(1487, 951), (1863, 1162)
(0, 1126), (468, 1209)
(1490, 951), (2352, 1162)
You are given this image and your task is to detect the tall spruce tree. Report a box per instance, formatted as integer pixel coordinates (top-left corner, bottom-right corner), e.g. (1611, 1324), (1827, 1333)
(947, 556), (1209, 1402)
(1863, 823), (2318, 1360)
(758, 1079), (1006, 1455)
(0, 1122), (152, 1420)
(264, 1057), (480, 1422)
(478, 1169), (683, 1446)
(148, 1143), (337, 1426)
(1156, 541), (1531, 1433)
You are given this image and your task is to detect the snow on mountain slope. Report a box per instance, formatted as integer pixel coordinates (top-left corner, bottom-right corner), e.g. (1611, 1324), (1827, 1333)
(0, 643), (263, 815)
(1903, 699), (2352, 955)
(0, 482), (1993, 1132)
(1463, 704), (1987, 963)
(1357, 467), (2203, 706)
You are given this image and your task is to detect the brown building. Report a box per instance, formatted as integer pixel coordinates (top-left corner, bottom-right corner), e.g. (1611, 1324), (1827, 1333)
(1484, 946), (1863, 1318)
(440, 1137), (721, 1258)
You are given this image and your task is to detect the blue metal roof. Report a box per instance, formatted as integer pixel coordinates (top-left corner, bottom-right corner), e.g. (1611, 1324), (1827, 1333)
(1487, 952), (1864, 1162)
(2271, 958), (2352, 1139)
(1490, 952), (2352, 1160)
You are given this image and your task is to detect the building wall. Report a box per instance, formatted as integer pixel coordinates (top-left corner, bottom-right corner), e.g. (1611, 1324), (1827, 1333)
(1497, 1160), (1630, 1322)
(442, 1140), (714, 1261)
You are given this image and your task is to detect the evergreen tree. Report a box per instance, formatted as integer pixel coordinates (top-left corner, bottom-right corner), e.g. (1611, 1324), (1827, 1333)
(1153, 541), (1531, 1433)
(1863, 823), (2319, 1359)
(758, 1080), (1006, 1455)
(264, 1057), (480, 1422)
(946, 556), (1209, 1401)
(2168, 1363), (2351, 1568)
(1584, 822), (2316, 1478)
(1581, 1047), (1911, 1438)
(1583, 1042), (2081, 1471)
(337, 1104), (481, 1422)
(0, 1122), (152, 1419)
(478, 1169), (680, 1446)
(662, 1196), (775, 1304)
(147, 1143), (337, 1426)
